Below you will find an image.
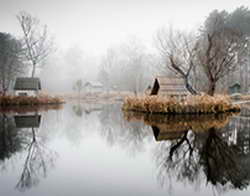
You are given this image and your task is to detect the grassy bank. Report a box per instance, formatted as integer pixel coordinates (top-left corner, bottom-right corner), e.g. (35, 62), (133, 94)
(122, 95), (240, 114)
(0, 104), (63, 114)
(0, 95), (65, 107)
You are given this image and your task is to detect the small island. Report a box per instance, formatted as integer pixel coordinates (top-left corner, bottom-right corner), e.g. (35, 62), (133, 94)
(122, 77), (240, 114)
(122, 94), (240, 114)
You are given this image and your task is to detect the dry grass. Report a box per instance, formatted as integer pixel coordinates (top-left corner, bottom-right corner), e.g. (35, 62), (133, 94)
(0, 95), (65, 107)
(0, 104), (63, 114)
(122, 95), (240, 114)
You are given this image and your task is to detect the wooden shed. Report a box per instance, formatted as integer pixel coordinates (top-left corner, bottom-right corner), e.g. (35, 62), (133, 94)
(150, 76), (189, 97)
(229, 82), (241, 94)
(14, 115), (41, 128)
(14, 77), (41, 96)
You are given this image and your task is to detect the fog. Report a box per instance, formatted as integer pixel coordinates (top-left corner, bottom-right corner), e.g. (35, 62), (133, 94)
(1, 0), (250, 93)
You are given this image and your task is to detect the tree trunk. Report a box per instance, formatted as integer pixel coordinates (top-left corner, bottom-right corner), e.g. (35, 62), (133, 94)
(31, 63), (36, 78)
(208, 81), (216, 96)
(185, 77), (198, 95)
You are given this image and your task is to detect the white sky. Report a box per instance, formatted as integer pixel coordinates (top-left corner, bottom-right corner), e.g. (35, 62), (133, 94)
(0, 0), (250, 55)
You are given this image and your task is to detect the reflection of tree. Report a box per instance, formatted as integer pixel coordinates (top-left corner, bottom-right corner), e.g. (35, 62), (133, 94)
(200, 128), (248, 190)
(0, 114), (23, 164)
(155, 127), (250, 192)
(16, 127), (57, 192)
(99, 104), (152, 154)
(0, 112), (57, 191)
(124, 111), (250, 192)
(72, 104), (83, 117)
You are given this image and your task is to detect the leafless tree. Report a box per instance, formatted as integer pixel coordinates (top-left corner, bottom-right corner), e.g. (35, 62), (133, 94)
(156, 28), (198, 95)
(73, 79), (84, 97)
(197, 12), (247, 95)
(17, 11), (54, 77)
(98, 39), (154, 95)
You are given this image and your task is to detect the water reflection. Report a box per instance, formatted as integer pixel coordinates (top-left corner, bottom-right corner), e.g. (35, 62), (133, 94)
(98, 104), (152, 154)
(0, 107), (60, 192)
(1, 103), (250, 195)
(124, 111), (250, 193)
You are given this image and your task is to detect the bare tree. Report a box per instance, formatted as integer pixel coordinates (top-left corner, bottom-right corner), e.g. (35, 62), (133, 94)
(197, 11), (247, 95)
(17, 11), (53, 77)
(156, 28), (198, 94)
(73, 79), (84, 97)
(98, 39), (154, 95)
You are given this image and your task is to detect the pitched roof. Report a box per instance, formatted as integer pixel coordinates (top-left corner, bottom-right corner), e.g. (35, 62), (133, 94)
(150, 76), (189, 96)
(14, 115), (41, 128)
(14, 77), (41, 90)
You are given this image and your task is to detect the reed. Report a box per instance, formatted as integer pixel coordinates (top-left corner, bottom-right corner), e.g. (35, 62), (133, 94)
(122, 95), (240, 114)
(0, 95), (65, 107)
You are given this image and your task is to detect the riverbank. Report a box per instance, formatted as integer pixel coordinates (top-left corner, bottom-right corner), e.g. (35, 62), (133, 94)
(0, 95), (65, 107)
(122, 95), (241, 114)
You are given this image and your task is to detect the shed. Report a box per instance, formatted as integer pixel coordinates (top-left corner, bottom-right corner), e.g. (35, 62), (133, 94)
(229, 82), (241, 94)
(84, 81), (103, 93)
(14, 115), (41, 128)
(14, 77), (41, 96)
(150, 76), (189, 97)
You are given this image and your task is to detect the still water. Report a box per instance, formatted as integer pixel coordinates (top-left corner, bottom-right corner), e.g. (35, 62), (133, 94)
(0, 103), (250, 196)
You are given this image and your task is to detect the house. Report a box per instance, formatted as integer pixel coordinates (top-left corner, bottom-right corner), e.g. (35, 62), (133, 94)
(229, 82), (241, 94)
(150, 76), (189, 97)
(84, 81), (103, 93)
(14, 115), (41, 128)
(14, 77), (41, 96)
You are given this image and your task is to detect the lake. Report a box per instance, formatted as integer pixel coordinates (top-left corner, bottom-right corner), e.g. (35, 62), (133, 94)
(0, 103), (250, 196)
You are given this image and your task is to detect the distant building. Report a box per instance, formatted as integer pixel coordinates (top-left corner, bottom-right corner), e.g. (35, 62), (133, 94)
(150, 76), (189, 97)
(14, 77), (41, 96)
(229, 82), (241, 94)
(84, 81), (103, 93)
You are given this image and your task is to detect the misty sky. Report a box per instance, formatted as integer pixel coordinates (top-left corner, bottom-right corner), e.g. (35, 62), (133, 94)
(1, 0), (250, 55)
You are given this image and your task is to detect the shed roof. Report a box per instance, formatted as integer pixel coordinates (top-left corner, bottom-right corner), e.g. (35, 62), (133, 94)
(14, 115), (41, 128)
(150, 76), (189, 96)
(14, 77), (41, 91)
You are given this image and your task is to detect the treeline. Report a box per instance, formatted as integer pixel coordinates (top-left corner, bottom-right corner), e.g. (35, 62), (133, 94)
(97, 39), (159, 95)
(98, 6), (250, 96)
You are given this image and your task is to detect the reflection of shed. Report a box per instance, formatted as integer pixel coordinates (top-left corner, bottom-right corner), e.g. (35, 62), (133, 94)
(229, 83), (241, 94)
(14, 77), (42, 96)
(152, 124), (187, 141)
(150, 76), (189, 96)
(14, 115), (41, 128)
